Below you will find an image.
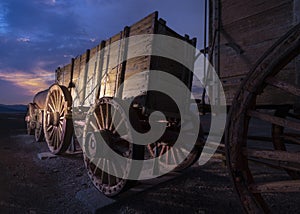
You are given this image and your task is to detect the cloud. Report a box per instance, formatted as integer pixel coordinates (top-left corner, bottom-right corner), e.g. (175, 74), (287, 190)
(0, 63), (54, 96)
(17, 37), (30, 42)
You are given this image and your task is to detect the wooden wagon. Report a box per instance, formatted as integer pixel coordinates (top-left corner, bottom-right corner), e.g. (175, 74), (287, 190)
(208, 0), (300, 212)
(26, 12), (203, 196)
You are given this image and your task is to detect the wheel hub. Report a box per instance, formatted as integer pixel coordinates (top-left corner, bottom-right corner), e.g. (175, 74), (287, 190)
(86, 130), (115, 158)
(48, 112), (60, 126)
(100, 129), (114, 144)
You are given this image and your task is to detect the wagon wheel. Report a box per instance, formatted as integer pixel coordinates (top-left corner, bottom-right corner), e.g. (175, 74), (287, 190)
(35, 109), (44, 142)
(226, 24), (300, 213)
(146, 118), (204, 172)
(83, 97), (143, 197)
(25, 103), (36, 135)
(44, 84), (73, 154)
(147, 142), (202, 172)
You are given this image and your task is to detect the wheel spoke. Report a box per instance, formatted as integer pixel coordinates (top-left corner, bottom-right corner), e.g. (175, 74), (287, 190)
(93, 112), (101, 130)
(106, 102), (109, 129)
(99, 105), (105, 129)
(59, 101), (65, 116)
(48, 102), (55, 112)
(55, 90), (60, 109)
(90, 121), (98, 132)
(119, 134), (130, 142)
(176, 147), (186, 161)
(248, 110), (300, 132)
(171, 148), (177, 165)
(55, 93), (60, 112)
(57, 126), (62, 141)
(101, 159), (106, 182)
(49, 95), (55, 109)
(165, 146), (169, 164)
(94, 158), (101, 175)
(147, 144), (155, 157)
(111, 161), (120, 181)
(248, 157), (300, 172)
(113, 117), (124, 134)
(52, 129), (57, 149)
(107, 160), (111, 186)
(47, 125), (53, 132)
(159, 145), (166, 156)
(265, 77), (300, 97)
(246, 148), (300, 163)
(49, 127), (55, 141)
(109, 107), (117, 131)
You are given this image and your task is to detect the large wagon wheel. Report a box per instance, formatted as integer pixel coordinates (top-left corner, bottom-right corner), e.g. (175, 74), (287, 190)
(83, 97), (143, 197)
(43, 84), (73, 154)
(226, 24), (300, 213)
(146, 117), (204, 172)
(25, 103), (36, 135)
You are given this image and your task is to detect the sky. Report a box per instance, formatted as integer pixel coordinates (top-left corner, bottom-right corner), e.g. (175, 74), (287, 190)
(0, 0), (206, 104)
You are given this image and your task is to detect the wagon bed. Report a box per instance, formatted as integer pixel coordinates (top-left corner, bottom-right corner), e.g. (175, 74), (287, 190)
(56, 12), (196, 118)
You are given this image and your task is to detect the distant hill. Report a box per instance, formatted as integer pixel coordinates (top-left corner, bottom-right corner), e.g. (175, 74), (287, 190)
(0, 104), (27, 113)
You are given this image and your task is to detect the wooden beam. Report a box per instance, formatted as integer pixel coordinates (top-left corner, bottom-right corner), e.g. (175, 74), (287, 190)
(282, 134), (300, 145)
(248, 110), (300, 131)
(265, 76), (300, 97)
(249, 180), (300, 193)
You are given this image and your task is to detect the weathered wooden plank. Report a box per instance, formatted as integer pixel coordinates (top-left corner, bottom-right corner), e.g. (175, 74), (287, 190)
(129, 12), (156, 36)
(249, 180), (300, 193)
(64, 64), (72, 87)
(219, 38), (295, 78)
(282, 134), (300, 145)
(221, 0), (292, 26)
(72, 57), (81, 85)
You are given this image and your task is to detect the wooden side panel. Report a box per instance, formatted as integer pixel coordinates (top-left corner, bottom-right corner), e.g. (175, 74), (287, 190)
(55, 11), (195, 114)
(217, 0), (298, 105)
(56, 64), (71, 87)
(121, 12), (156, 100)
(83, 46), (99, 106)
(145, 19), (196, 116)
(71, 57), (81, 106)
(77, 52), (89, 104)
(102, 33), (123, 98)
(63, 64), (71, 87)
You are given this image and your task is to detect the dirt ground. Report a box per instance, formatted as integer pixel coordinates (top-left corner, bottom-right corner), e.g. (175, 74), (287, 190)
(0, 113), (299, 214)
